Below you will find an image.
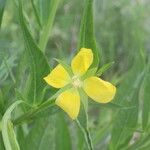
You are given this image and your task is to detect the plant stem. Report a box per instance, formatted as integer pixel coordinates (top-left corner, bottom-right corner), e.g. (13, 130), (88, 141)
(76, 119), (94, 150)
(13, 99), (55, 126)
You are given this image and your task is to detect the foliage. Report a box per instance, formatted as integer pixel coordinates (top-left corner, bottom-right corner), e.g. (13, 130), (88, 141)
(0, 0), (150, 150)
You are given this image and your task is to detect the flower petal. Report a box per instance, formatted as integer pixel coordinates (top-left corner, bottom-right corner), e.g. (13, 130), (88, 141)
(83, 76), (116, 103)
(55, 88), (80, 119)
(71, 48), (93, 76)
(44, 64), (70, 88)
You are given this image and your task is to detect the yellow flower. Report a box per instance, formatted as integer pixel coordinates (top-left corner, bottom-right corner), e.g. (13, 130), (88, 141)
(44, 48), (116, 119)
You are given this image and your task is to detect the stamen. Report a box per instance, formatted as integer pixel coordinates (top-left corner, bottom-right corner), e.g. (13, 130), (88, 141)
(72, 76), (82, 88)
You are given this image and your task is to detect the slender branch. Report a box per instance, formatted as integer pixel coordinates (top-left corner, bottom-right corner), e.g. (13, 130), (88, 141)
(13, 99), (55, 126)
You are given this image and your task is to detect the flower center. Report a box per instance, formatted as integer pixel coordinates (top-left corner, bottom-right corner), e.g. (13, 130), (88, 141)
(72, 76), (82, 88)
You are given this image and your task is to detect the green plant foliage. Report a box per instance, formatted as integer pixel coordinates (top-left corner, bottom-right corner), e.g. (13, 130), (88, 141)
(78, 0), (99, 68)
(38, 0), (60, 51)
(18, 1), (50, 104)
(0, 0), (6, 28)
(142, 60), (150, 130)
(110, 54), (145, 150)
(77, 90), (93, 150)
(1, 101), (22, 150)
(23, 116), (55, 150)
(97, 61), (114, 76)
(0, 0), (150, 149)
(0, 133), (5, 150)
(55, 113), (72, 150)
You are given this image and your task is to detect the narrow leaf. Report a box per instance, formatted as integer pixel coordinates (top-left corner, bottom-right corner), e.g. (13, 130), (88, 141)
(0, 90), (4, 114)
(110, 54), (145, 150)
(31, 0), (42, 28)
(23, 116), (55, 150)
(39, 0), (60, 51)
(18, 1), (50, 104)
(2, 101), (22, 150)
(0, 132), (5, 150)
(0, 0), (6, 28)
(55, 113), (72, 150)
(142, 60), (150, 130)
(78, 0), (99, 68)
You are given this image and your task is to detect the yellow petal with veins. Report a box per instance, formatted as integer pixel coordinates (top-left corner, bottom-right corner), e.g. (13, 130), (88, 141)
(71, 48), (93, 76)
(55, 89), (80, 119)
(83, 76), (116, 103)
(44, 64), (70, 88)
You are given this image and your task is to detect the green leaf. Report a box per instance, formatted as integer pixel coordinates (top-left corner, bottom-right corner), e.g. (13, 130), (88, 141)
(18, 1), (50, 104)
(0, 89), (4, 114)
(0, 118), (5, 150)
(109, 54), (145, 150)
(97, 61), (114, 76)
(36, 0), (54, 25)
(78, 0), (99, 68)
(15, 89), (28, 103)
(23, 116), (55, 150)
(16, 126), (26, 150)
(1, 101), (22, 150)
(110, 73), (144, 150)
(142, 60), (150, 130)
(0, 0), (6, 28)
(55, 113), (72, 150)
(0, 54), (17, 84)
(126, 133), (150, 150)
(23, 113), (71, 150)
(76, 126), (85, 150)
(39, 0), (60, 51)
(0, 131), (5, 150)
(31, 0), (42, 28)
(99, 102), (136, 110)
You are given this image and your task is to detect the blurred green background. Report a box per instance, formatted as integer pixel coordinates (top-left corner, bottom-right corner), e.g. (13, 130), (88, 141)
(0, 0), (150, 150)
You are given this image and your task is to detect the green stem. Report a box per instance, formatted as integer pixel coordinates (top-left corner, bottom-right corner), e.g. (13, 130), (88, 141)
(13, 99), (55, 126)
(76, 119), (94, 150)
